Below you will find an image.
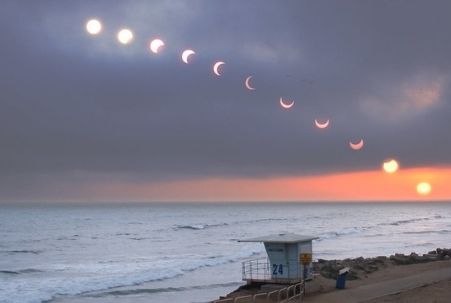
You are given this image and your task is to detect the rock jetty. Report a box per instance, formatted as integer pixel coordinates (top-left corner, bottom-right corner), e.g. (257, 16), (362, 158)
(315, 248), (451, 280)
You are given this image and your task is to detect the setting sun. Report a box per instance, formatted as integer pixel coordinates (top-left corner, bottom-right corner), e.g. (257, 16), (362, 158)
(417, 182), (432, 196)
(383, 159), (399, 174)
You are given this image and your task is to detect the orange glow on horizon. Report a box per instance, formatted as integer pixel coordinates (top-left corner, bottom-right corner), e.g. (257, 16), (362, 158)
(88, 167), (451, 202)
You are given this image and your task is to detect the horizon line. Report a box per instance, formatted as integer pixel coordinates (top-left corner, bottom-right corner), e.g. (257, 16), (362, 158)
(1, 199), (450, 206)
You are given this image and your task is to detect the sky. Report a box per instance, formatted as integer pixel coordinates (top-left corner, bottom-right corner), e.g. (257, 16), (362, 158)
(1, 0), (450, 202)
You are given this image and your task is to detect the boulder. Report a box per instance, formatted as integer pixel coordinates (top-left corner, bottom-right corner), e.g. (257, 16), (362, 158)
(409, 255), (428, 263)
(374, 256), (387, 264)
(366, 264), (379, 273)
(390, 254), (412, 265)
(423, 254), (439, 261)
(319, 262), (339, 279)
(346, 270), (359, 280)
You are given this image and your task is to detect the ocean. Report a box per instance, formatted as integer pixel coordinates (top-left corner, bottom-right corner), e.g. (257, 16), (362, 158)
(1, 202), (450, 303)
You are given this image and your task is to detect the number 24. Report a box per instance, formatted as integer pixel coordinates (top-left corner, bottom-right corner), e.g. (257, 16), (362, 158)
(272, 264), (283, 275)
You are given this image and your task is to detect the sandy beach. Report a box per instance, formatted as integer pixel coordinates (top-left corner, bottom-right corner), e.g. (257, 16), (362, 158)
(215, 249), (451, 303)
(366, 279), (451, 303)
(305, 259), (451, 303)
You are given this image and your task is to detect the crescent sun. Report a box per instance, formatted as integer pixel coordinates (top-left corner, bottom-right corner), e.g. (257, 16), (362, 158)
(349, 139), (364, 150)
(245, 76), (256, 90)
(182, 49), (195, 64)
(150, 39), (165, 54)
(279, 97), (294, 109)
(213, 61), (225, 76)
(315, 119), (330, 129)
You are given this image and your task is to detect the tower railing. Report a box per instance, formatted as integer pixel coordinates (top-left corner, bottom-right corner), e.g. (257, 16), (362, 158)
(242, 258), (303, 284)
(242, 258), (272, 282)
(212, 281), (305, 303)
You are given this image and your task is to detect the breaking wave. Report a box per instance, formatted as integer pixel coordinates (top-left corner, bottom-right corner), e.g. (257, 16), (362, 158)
(381, 215), (442, 226)
(173, 223), (229, 230)
(88, 282), (242, 298)
(173, 218), (287, 231)
(3, 250), (42, 255)
(0, 268), (43, 275)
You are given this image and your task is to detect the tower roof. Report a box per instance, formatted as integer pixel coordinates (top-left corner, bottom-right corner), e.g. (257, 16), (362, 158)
(239, 233), (318, 244)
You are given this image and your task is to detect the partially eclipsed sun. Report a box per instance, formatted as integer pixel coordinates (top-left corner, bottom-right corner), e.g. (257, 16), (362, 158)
(150, 39), (165, 54)
(182, 49), (195, 63)
(383, 159), (399, 174)
(417, 182), (432, 196)
(315, 119), (330, 129)
(349, 139), (364, 151)
(279, 97), (294, 109)
(213, 61), (225, 76)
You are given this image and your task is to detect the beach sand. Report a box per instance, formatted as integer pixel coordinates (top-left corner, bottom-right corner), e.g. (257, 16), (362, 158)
(305, 259), (451, 303)
(215, 257), (451, 303)
(366, 279), (451, 303)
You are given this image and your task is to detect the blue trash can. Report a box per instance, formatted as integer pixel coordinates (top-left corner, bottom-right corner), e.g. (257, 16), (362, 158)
(336, 267), (350, 289)
(336, 274), (346, 289)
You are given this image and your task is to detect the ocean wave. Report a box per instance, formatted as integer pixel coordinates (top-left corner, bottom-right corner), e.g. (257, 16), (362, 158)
(173, 218), (287, 231)
(364, 233), (386, 238)
(316, 226), (369, 241)
(380, 216), (434, 226)
(3, 250), (42, 255)
(18, 268), (44, 273)
(404, 242), (435, 248)
(403, 229), (451, 235)
(0, 268), (43, 275)
(1, 247), (263, 303)
(87, 282), (242, 298)
(0, 270), (19, 275)
(56, 236), (79, 241)
(173, 222), (229, 231)
(249, 218), (287, 223)
(129, 237), (150, 241)
(317, 214), (445, 241)
(229, 218), (287, 226)
(115, 232), (134, 236)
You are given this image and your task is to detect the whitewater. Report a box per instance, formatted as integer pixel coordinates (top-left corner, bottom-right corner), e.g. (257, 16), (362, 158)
(0, 202), (450, 303)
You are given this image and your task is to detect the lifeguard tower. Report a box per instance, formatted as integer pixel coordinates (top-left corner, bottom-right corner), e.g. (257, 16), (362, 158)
(239, 233), (318, 284)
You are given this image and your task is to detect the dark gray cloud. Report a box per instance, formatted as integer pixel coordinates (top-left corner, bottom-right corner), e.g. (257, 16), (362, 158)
(1, 0), (451, 200)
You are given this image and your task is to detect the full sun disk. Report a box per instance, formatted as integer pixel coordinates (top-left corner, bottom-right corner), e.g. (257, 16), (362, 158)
(417, 182), (432, 196)
(86, 19), (102, 35)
